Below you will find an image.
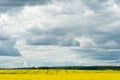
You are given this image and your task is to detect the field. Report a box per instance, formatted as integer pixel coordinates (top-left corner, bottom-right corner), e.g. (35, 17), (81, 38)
(0, 69), (120, 80)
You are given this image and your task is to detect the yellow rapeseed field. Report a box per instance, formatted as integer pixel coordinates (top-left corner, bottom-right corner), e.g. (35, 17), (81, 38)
(0, 69), (120, 80)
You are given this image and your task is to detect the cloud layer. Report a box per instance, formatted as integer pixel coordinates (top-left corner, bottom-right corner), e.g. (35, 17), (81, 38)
(0, 0), (52, 12)
(0, 0), (120, 67)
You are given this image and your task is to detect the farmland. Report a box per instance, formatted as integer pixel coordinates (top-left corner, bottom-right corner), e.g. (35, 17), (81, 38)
(0, 69), (120, 80)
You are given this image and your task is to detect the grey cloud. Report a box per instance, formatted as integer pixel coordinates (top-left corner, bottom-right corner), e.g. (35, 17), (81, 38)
(0, 0), (52, 12)
(26, 34), (80, 46)
(46, 27), (67, 36)
(28, 27), (67, 36)
(27, 27), (43, 35)
(92, 21), (120, 49)
(73, 48), (120, 60)
(59, 37), (80, 46)
(92, 34), (120, 49)
(0, 40), (21, 56)
(81, 0), (108, 13)
(26, 26), (80, 46)
(0, 0), (51, 6)
(26, 35), (58, 45)
(0, 35), (9, 40)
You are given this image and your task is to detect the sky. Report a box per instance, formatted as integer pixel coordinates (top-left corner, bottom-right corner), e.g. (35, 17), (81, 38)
(0, 0), (120, 68)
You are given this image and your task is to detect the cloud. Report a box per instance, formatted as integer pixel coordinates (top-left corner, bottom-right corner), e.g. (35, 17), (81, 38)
(1, 47), (120, 68)
(81, 0), (107, 12)
(26, 27), (80, 46)
(0, 30), (21, 56)
(0, 34), (9, 40)
(0, 0), (120, 50)
(26, 35), (59, 45)
(73, 48), (120, 60)
(0, 0), (52, 6)
(0, 0), (52, 12)
(0, 40), (21, 56)
(0, 0), (120, 67)
(0, 0), (51, 6)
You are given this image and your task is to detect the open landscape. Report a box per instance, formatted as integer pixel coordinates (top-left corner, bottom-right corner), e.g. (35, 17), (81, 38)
(0, 0), (120, 80)
(0, 67), (120, 80)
